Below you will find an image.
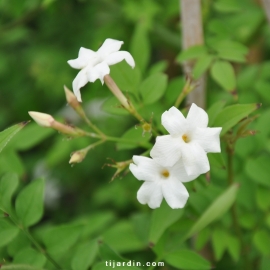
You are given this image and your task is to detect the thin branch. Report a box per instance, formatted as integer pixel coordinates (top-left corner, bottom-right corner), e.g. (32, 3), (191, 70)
(262, 0), (270, 25)
(180, 0), (206, 108)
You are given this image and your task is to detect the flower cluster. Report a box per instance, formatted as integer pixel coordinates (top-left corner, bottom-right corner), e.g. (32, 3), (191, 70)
(30, 38), (222, 211)
(129, 104), (222, 209)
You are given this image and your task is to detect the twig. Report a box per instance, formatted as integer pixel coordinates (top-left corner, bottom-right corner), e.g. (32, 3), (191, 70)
(262, 0), (270, 25)
(180, 0), (206, 108)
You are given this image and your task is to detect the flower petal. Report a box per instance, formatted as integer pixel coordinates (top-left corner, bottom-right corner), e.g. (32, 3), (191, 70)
(161, 179), (189, 208)
(137, 181), (163, 209)
(68, 47), (96, 69)
(161, 106), (187, 136)
(150, 135), (182, 167)
(87, 62), (110, 84)
(105, 51), (135, 68)
(72, 68), (88, 102)
(181, 142), (210, 175)
(193, 127), (222, 152)
(187, 103), (208, 128)
(170, 160), (199, 182)
(129, 156), (160, 182)
(97, 38), (123, 58)
(79, 47), (96, 59)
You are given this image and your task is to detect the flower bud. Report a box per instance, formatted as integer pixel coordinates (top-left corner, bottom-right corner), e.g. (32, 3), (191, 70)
(64, 85), (81, 108)
(69, 150), (86, 164)
(28, 111), (54, 127)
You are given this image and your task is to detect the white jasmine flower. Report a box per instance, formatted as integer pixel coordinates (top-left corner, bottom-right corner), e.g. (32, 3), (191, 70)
(150, 103), (222, 176)
(68, 38), (135, 102)
(129, 156), (199, 209)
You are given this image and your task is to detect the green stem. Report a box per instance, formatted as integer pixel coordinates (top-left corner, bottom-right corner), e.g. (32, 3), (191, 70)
(7, 215), (62, 270)
(104, 75), (146, 123)
(104, 135), (152, 149)
(174, 78), (194, 108)
(78, 109), (106, 138)
(226, 143), (244, 253)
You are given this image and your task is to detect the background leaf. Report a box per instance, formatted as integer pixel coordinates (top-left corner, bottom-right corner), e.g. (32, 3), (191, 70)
(213, 103), (260, 135)
(0, 122), (28, 153)
(149, 201), (184, 244)
(0, 172), (19, 211)
(210, 60), (236, 91)
(15, 178), (44, 227)
(139, 73), (168, 104)
(71, 240), (99, 270)
(184, 184), (239, 239)
(164, 249), (211, 270)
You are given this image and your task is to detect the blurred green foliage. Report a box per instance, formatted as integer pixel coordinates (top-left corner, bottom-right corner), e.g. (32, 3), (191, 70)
(0, 0), (270, 269)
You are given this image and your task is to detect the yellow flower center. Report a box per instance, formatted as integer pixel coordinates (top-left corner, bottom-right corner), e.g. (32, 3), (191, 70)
(182, 134), (190, 143)
(161, 169), (170, 178)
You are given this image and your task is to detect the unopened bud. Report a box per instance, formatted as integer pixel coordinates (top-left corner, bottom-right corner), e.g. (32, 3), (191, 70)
(28, 111), (54, 127)
(69, 150), (86, 164)
(64, 85), (81, 108)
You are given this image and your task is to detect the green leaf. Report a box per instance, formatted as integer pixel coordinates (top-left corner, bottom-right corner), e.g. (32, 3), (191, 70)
(7, 231), (31, 257)
(208, 153), (226, 170)
(0, 122), (28, 153)
(116, 126), (151, 150)
(15, 178), (44, 227)
(76, 212), (115, 239)
(131, 212), (150, 244)
(239, 213), (256, 229)
(207, 100), (226, 127)
(130, 23), (150, 73)
(195, 228), (211, 250)
(149, 201), (184, 244)
(253, 230), (270, 255)
(193, 55), (214, 79)
(102, 96), (130, 116)
(213, 40), (248, 63)
(226, 235), (240, 262)
(214, 0), (242, 13)
(0, 172), (19, 211)
(139, 73), (168, 104)
(164, 77), (185, 105)
(245, 156), (270, 187)
(13, 247), (46, 267)
(0, 219), (19, 248)
(98, 241), (126, 262)
(0, 150), (25, 176)
(256, 186), (270, 210)
(110, 62), (141, 95)
(148, 60), (168, 76)
(164, 249), (211, 270)
(255, 80), (270, 103)
(10, 123), (54, 151)
(176, 45), (207, 62)
(103, 220), (144, 253)
(210, 60), (236, 91)
(211, 228), (227, 260)
(42, 224), (82, 254)
(260, 256), (270, 270)
(213, 103), (260, 136)
(71, 240), (99, 270)
(184, 184), (239, 239)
